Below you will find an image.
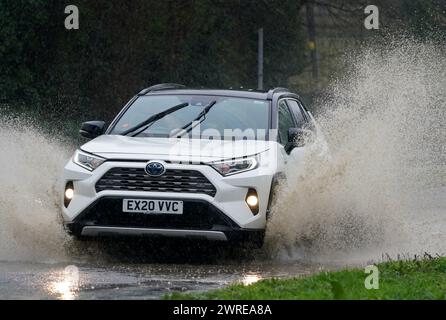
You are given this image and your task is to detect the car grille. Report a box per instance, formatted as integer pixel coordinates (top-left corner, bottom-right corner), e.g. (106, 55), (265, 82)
(72, 198), (239, 231)
(95, 167), (217, 197)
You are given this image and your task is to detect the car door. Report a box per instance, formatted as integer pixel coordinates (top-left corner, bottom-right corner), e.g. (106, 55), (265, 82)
(277, 99), (296, 146)
(288, 98), (331, 161)
(277, 99), (308, 165)
(283, 99), (311, 162)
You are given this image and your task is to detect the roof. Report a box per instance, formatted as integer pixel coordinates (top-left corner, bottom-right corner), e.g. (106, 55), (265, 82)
(144, 89), (270, 100)
(136, 84), (296, 100)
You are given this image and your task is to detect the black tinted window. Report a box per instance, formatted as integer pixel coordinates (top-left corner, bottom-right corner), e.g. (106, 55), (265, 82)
(278, 100), (295, 144)
(287, 100), (306, 128)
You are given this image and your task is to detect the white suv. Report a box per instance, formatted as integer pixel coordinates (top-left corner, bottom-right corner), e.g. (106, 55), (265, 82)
(62, 84), (320, 247)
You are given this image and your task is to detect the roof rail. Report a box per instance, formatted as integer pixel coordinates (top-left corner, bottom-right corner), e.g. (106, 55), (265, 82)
(266, 87), (289, 99)
(138, 83), (186, 95)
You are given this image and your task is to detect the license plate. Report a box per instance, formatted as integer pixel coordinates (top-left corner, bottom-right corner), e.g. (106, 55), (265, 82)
(122, 199), (183, 215)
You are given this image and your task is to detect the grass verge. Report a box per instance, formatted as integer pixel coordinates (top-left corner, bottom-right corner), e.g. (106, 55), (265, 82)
(166, 257), (446, 300)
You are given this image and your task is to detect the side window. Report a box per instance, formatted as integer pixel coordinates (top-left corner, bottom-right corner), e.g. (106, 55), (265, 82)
(278, 100), (295, 145)
(287, 100), (306, 129)
(299, 102), (310, 119)
(297, 100), (317, 132)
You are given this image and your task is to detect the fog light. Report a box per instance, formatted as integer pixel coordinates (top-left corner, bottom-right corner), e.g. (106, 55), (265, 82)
(246, 195), (258, 207)
(65, 188), (74, 200)
(245, 189), (259, 215)
(64, 182), (74, 208)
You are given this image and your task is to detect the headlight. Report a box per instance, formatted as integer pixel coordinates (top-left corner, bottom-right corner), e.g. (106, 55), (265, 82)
(209, 156), (258, 176)
(72, 150), (105, 171)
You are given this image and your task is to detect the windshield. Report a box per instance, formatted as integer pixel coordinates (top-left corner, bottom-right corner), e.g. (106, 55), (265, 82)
(110, 95), (270, 140)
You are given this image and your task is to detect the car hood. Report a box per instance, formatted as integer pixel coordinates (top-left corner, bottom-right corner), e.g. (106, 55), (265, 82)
(81, 135), (274, 161)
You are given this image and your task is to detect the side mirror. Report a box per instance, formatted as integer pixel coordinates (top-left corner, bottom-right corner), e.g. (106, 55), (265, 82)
(285, 128), (313, 153)
(80, 121), (105, 139)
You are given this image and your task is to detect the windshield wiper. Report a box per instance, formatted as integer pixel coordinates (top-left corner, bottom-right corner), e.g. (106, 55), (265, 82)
(170, 100), (217, 138)
(120, 102), (189, 136)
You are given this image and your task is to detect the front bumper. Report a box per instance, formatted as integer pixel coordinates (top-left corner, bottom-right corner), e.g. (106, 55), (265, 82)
(66, 225), (264, 243)
(63, 159), (274, 230)
(64, 196), (265, 242)
(78, 227), (229, 241)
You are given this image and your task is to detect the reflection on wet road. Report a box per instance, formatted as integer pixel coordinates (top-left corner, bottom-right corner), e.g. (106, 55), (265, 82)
(0, 238), (326, 300)
(0, 258), (318, 300)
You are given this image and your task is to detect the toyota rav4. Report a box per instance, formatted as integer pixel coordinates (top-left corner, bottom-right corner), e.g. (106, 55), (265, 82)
(62, 84), (323, 247)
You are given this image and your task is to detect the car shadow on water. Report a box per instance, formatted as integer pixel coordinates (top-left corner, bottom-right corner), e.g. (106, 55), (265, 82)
(68, 237), (264, 265)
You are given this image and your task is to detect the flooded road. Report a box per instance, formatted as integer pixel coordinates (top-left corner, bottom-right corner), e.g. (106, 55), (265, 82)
(0, 251), (320, 300)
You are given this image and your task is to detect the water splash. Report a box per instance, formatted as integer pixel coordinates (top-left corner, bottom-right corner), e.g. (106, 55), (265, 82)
(266, 39), (446, 265)
(0, 116), (71, 262)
